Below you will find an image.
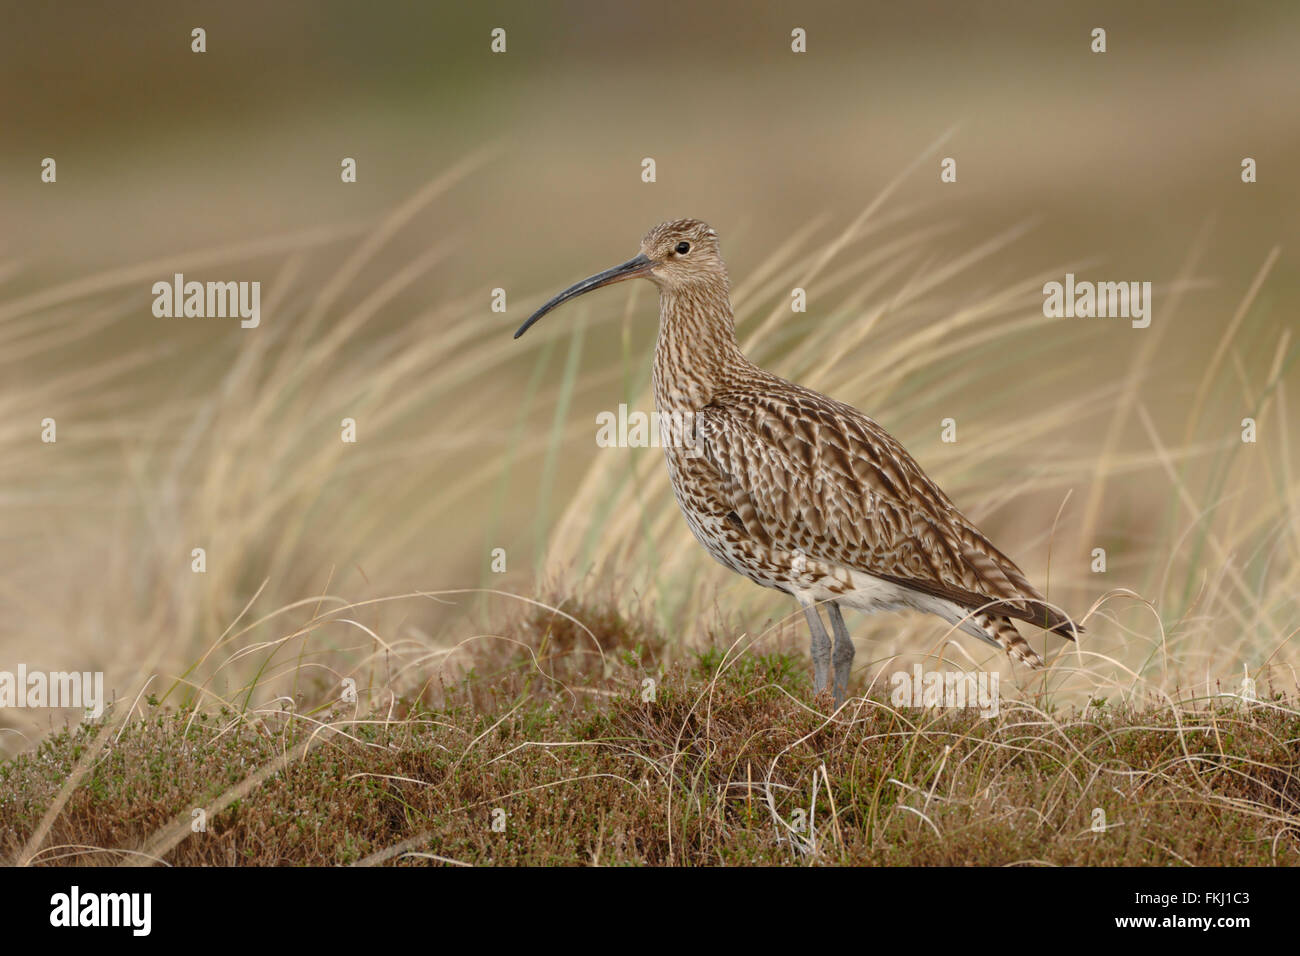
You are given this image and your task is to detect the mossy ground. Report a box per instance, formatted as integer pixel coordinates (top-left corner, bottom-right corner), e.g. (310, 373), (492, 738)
(3, 602), (1297, 866)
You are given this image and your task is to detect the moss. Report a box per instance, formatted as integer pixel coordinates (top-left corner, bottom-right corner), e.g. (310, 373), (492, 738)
(2, 601), (1297, 866)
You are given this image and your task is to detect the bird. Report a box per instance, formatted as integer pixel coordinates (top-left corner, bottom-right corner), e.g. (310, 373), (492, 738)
(514, 218), (1080, 707)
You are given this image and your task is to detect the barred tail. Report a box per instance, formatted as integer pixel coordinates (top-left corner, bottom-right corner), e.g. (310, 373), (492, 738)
(975, 612), (1044, 668)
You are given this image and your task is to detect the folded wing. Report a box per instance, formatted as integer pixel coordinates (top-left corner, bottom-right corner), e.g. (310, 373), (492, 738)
(696, 381), (1080, 638)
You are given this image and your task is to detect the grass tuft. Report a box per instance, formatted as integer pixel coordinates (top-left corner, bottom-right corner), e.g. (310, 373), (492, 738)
(4, 600), (1297, 866)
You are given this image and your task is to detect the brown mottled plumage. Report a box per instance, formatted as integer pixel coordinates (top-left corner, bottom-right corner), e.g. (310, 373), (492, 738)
(516, 218), (1081, 706)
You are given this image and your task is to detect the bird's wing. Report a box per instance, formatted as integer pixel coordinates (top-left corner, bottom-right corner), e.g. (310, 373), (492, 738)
(696, 381), (1078, 637)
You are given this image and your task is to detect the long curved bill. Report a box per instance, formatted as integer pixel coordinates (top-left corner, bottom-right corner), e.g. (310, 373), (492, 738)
(513, 253), (653, 339)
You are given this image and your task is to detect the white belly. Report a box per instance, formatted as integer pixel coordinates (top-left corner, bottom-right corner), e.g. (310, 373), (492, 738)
(802, 566), (1001, 647)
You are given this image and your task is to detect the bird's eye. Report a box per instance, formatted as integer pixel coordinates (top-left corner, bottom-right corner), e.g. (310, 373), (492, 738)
(675, 241), (691, 255)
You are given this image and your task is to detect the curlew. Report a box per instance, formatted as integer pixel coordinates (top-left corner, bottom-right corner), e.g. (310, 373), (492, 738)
(515, 219), (1081, 706)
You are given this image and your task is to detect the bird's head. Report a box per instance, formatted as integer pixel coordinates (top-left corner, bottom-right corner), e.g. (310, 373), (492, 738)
(637, 218), (725, 290)
(513, 218), (725, 339)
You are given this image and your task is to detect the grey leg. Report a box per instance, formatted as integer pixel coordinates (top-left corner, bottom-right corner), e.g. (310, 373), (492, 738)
(827, 602), (855, 707)
(800, 599), (833, 698)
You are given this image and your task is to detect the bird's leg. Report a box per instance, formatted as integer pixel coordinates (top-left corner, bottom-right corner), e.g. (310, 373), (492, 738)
(827, 602), (855, 707)
(800, 600), (833, 699)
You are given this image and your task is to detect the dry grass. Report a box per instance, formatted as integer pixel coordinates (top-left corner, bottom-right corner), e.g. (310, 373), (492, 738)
(1, 149), (1296, 864)
(3, 154), (1295, 729)
(2, 598), (1297, 866)
(4, 2), (1298, 871)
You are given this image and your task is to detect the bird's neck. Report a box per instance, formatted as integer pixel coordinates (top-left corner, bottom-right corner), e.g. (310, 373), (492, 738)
(652, 284), (745, 412)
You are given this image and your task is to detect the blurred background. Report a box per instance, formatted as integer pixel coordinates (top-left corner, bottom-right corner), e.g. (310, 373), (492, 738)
(2, 1), (1297, 753)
